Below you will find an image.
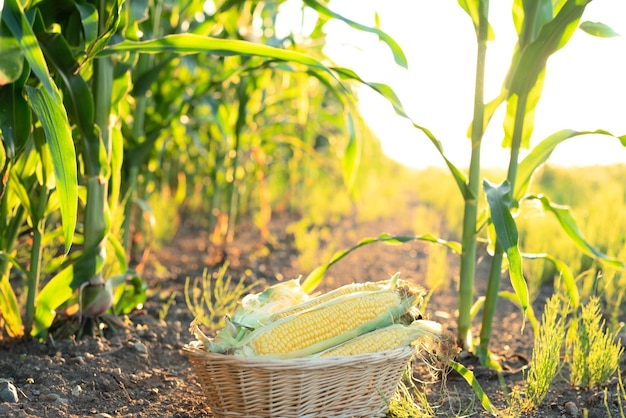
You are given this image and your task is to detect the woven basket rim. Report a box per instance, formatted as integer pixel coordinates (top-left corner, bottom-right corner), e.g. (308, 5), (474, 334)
(182, 341), (415, 368)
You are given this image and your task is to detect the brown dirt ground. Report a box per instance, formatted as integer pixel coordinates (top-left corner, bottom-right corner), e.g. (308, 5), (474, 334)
(1, 205), (624, 417)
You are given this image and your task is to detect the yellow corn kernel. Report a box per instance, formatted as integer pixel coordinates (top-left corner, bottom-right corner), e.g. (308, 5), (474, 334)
(319, 320), (443, 357)
(319, 325), (413, 357)
(232, 275), (420, 358)
(270, 280), (391, 321)
(251, 290), (400, 355)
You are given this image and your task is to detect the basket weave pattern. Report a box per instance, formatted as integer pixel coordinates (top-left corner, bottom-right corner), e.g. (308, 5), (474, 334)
(183, 344), (415, 418)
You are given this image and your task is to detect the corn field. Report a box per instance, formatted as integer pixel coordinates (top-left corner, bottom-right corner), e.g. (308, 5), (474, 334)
(1, 0), (625, 416)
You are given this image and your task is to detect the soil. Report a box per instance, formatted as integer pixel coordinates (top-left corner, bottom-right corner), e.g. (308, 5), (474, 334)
(1, 203), (624, 417)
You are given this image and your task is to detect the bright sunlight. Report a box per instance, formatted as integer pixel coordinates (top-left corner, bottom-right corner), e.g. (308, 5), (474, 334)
(302, 0), (626, 169)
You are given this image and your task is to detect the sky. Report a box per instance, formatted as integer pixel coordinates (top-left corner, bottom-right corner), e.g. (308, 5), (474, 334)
(280, 0), (626, 169)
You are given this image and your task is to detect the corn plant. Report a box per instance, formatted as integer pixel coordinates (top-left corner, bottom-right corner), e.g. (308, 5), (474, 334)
(1, 0), (116, 338)
(378, 0), (626, 360)
(299, 0), (625, 368)
(454, 0), (626, 362)
(0, 0), (418, 340)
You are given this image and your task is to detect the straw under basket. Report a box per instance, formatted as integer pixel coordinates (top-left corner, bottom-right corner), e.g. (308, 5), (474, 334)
(183, 342), (415, 418)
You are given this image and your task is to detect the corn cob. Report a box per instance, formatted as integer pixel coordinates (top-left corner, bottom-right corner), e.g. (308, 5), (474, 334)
(317, 319), (443, 357)
(210, 279), (399, 352)
(269, 279), (395, 321)
(201, 278), (312, 353)
(230, 274), (420, 358)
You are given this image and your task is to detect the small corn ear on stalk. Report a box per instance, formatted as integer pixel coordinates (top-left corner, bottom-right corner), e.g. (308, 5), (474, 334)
(230, 273), (420, 358)
(269, 279), (397, 322)
(317, 319), (443, 357)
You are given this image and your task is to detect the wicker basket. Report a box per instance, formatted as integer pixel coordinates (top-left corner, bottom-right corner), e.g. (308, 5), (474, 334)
(183, 342), (415, 418)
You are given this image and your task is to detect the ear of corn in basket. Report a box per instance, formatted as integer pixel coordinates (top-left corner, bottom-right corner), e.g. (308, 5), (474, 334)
(230, 277), (311, 328)
(316, 319), (443, 357)
(268, 279), (393, 322)
(230, 277), (394, 329)
(228, 273), (424, 358)
(195, 277), (313, 353)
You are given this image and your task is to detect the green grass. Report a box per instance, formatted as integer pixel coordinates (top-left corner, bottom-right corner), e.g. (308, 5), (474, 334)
(388, 377), (437, 418)
(184, 263), (261, 330)
(522, 295), (568, 411)
(568, 297), (624, 388)
(608, 369), (626, 418)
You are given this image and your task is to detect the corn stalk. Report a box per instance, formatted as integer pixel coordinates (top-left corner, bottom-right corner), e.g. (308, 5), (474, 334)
(457, 0), (489, 350)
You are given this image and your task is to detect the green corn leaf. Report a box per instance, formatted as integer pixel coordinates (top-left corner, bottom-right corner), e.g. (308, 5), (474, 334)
(448, 360), (498, 414)
(130, 57), (175, 98)
(82, 0), (122, 65)
(515, 129), (622, 200)
(457, 0), (495, 40)
(37, 32), (98, 145)
(212, 0), (244, 15)
(503, 68), (545, 149)
(0, 251), (28, 338)
(101, 34), (469, 200)
(470, 296), (486, 320)
(332, 68), (471, 200)
(101, 34), (330, 65)
(32, 267), (73, 337)
(0, 272), (23, 338)
(1, 0), (59, 101)
(0, 251), (28, 276)
(108, 125), (124, 209)
(470, 289), (536, 321)
(579, 21), (620, 37)
(0, 85), (31, 158)
(8, 167), (33, 220)
(523, 253), (579, 309)
(466, 90), (507, 140)
(74, 1), (99, 47)
(341, 112), (360, 192)
(108, 233), (128, 273)
(302, 0), (408, 68)
(483, 180), (530, 321)
(128, 0), (150, 24)
(112, 273), (147, 315)
(511, 0), (590, 89)
(513, 0), (554, 45)
(33, 245), (103, 338)
(302, 232), (461, 292)
(498, 290), (539, 331)
(301, 265), (329, 294)
(503, 0), (592, 149)
(33, 128), (55, 190)
(0, 159), (8, 201)
(25, 85), (77, 253)
(0, 33), (23, 85)
(526, 194), (625, 269)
